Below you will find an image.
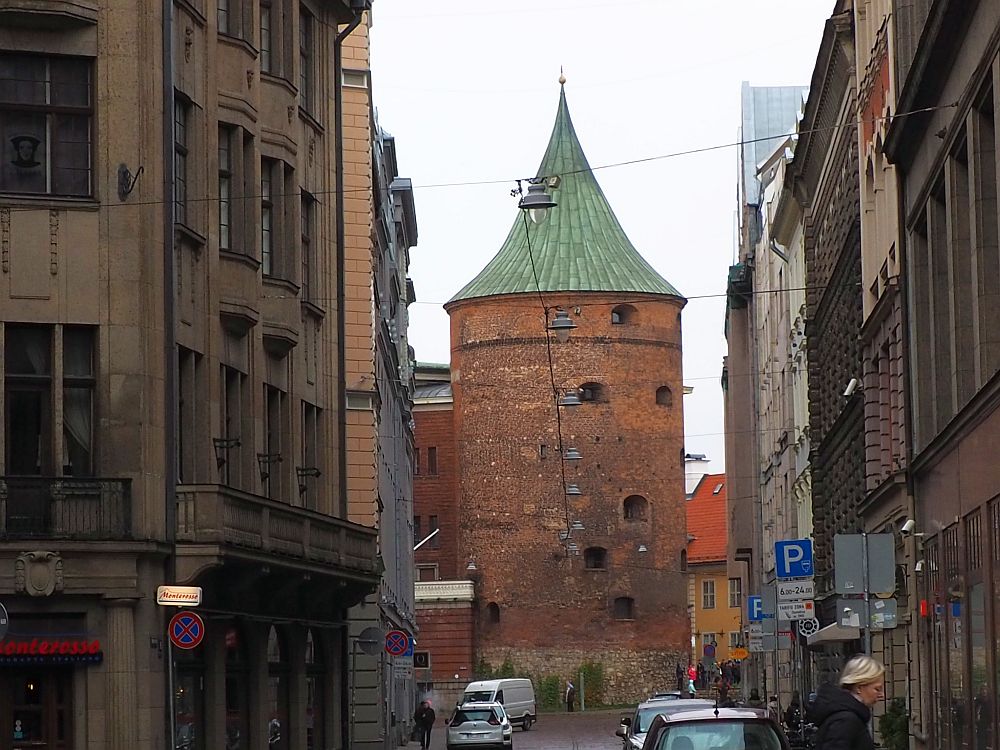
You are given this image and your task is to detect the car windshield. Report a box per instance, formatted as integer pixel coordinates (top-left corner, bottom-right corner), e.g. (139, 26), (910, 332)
(453, 709), (497, 725)
(464, 691), (493, 703)
(655, 720), (783, 750)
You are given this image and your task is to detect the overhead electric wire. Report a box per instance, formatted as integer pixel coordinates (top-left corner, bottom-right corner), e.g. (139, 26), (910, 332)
(0, 101), (956, 215)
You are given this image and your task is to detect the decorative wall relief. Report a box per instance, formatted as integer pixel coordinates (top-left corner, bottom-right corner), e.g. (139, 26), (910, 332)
(49, 209), (58, 275)
(1, 207), (9, 273)
(15, 551), (65, 597)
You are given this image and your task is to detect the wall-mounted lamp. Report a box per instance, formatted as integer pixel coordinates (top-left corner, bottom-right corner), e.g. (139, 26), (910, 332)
(548, 308), (577, 343)
(558, 390), (582, 407)
(570, 520), (585, 532)
(213, 437), (241, 467)
(466, 560), (478, 572)
(565, 484), (582, 496)
(566, 542), (580, 555)
(563, 447), (583, 461)
(914, 560), (925, 572)
(257, 452), (283, 481)
(296, 466), (321, 494)
(637, 544), (648, 553)
(843, 378), (862, 397)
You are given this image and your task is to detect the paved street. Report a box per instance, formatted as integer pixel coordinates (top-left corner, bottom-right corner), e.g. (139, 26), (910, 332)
(416, 710), (627, 750)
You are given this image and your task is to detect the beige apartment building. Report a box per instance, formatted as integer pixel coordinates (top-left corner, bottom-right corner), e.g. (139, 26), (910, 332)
(0, 0), (383, 748)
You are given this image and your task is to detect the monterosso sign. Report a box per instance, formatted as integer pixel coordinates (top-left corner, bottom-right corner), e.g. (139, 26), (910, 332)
(156, 586), (203, 606)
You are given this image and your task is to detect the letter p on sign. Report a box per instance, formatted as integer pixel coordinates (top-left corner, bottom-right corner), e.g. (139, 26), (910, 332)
(775, 539), (813, 579)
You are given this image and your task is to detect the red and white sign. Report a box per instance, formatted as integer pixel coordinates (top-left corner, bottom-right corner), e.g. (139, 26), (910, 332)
(776, 600), (815, 621)
(157, 586), (203, 606)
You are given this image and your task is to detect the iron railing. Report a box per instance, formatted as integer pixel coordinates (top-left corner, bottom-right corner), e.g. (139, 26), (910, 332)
(0, 477), (132, 540)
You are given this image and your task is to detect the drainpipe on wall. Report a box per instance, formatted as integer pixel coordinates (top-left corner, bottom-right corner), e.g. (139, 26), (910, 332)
(161, 1), (177, 750)
(334, 6), (367, 749)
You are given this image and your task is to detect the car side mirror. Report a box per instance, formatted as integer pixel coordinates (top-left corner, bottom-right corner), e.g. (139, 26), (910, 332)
(616, 726), (627, 738)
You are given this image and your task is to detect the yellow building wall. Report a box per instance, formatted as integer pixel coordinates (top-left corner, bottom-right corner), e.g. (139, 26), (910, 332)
(691, 563), (743, 663)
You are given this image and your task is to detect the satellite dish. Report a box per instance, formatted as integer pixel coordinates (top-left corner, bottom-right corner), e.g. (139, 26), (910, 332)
(357, 626), (384, 656)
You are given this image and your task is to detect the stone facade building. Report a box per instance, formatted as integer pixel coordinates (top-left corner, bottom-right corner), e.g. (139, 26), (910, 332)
(785, 2), (866, 678)
(885, 1), (1000, 747)
(440, 85), (689, 704)
(0, 0), (385, 748)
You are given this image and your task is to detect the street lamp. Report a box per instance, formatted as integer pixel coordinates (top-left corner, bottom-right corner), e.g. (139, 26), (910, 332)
(548, 308), (577, 343)
(518, 179), (557, 224)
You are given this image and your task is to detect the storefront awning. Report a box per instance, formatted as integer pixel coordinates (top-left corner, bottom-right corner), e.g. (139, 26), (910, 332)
(807, 623), (860, 648)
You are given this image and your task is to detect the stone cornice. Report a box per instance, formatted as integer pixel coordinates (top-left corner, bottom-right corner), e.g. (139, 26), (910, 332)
(414, 580), (475, 603)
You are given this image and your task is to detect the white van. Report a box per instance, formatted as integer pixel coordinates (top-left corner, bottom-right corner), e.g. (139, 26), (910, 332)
(462, 679), (537, 730)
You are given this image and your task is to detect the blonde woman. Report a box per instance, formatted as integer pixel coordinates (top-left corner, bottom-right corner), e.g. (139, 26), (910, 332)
(810, 655), (885, 750)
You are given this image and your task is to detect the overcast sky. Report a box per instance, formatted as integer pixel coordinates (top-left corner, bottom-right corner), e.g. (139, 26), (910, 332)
(368, 1), (832, 474)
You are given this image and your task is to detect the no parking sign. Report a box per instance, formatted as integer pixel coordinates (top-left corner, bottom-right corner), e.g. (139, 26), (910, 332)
(168, 611), (205, 650)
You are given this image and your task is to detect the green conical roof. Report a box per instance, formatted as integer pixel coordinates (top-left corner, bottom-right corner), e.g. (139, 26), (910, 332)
(449, 86), (683, 303)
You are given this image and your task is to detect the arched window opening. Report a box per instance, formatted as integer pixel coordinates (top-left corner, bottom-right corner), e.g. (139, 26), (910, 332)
(225, 624), (250, 750)
(305, 630), (325, 750)
(624, 495), (648, 521)
(268, 626), (290, 750)
(611, 305), (637, 325)
(579, 382), (605, 403)
(487, 602), (501, 625)
(680, 549), (688, 571)
(584, 547), (608, 570)
(656, 386), (673, 408)
(613, 596), (635, 620)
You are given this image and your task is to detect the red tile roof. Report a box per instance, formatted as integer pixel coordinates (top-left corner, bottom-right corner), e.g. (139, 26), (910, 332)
(686, 473), (728, 564)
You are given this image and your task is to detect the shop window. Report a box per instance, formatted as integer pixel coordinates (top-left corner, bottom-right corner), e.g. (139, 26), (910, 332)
(0, 53), (94, 196)
(175, 645), (205, 750)
(5, 670), (72, 746)
(613, 596), (635, 620)
(268, 626), (290, 750)
(623, 495), (647, 520)
(305, 630), (324, 750)
(584, 547), (607, 570)
(225, 624), (250, 750)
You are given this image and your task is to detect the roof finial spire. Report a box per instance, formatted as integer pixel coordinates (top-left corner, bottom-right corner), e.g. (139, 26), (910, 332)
(559, 66), (566, 86)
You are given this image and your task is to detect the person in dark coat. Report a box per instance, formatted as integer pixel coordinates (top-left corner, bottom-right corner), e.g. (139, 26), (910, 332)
(811, 655), (885, 750)
(565, 681), (576, 712)
(413, 701), (436, 750)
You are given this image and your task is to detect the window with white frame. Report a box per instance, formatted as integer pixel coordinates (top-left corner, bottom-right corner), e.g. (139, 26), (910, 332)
(728, 577), (742, 609)
(702, 579), (716, 609)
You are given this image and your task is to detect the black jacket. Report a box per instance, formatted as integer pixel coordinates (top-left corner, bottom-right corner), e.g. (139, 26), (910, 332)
(810, 684), (873, 750)
(414, 706), (436, 728)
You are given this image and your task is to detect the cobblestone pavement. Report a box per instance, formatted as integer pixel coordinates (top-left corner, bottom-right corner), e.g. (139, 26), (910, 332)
(416, 709), (628, 750)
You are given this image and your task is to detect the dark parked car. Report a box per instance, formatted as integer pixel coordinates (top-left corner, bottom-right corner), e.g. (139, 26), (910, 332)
(640, 706), (790, 750)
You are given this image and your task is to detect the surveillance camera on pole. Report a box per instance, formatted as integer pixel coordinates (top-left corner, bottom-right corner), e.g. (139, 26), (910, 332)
(843, 378), (860, 397)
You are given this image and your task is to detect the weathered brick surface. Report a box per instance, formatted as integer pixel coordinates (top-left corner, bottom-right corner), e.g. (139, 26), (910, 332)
(415, 604), (475, 682)
(414, 407), (460, 579)
(446, 291), (690, 696)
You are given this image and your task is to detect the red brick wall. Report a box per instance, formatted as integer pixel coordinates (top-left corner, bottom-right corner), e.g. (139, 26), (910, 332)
(415, 603), (475, 682)
(414, 407), (460, 580)
(445, 291), (690, 700)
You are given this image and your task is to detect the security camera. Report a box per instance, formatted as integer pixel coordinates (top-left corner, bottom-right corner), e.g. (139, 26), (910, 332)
(901, 519), (916, 535)
(915, 560), (925, 572)
(843, 378), (860, 397)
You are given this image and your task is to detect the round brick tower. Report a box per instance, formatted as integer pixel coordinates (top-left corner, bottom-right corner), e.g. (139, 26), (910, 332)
(444, 85), (689, 703)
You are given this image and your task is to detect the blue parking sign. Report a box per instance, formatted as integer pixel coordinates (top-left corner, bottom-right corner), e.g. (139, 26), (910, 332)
(775, 539), (813, 579)
(748, 595), (763, 622)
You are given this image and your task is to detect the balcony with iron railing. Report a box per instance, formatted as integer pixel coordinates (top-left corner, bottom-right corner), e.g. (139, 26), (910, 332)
(0, 477), (132, 540)
(175, 484), (379, 578)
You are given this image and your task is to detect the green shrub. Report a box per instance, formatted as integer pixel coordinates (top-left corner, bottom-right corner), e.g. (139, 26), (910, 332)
(537, 675), (562, 710)
(879, 698), (909, 750)
(577, 661), (606, 707)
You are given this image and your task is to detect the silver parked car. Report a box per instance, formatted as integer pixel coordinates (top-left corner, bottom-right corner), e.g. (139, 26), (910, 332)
(617, 699), (714, 750)
(446, 702), (513, 750)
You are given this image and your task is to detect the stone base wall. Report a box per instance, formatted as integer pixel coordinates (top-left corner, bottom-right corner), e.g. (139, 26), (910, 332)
(479, 646), (689, 706)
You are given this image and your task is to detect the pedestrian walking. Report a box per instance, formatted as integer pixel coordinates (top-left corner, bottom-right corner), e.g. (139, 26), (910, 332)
(565, 681), (576, 712)
(675, 663), (685, 693)
(413, 700), (436, 750)
(811, 655), (885, 750)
